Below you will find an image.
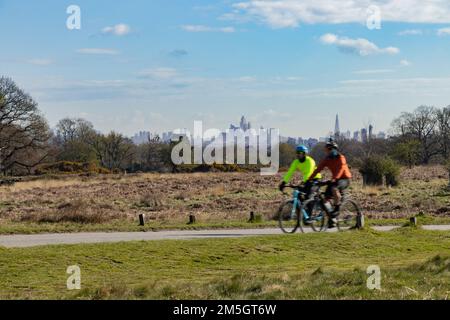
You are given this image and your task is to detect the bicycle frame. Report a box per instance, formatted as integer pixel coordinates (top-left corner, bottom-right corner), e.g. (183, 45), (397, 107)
(291, 189), (310, 220)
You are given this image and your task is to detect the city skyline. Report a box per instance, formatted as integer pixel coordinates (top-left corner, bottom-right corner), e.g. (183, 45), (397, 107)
(1, 1), (450, 138)
(131, 113), (387, 146)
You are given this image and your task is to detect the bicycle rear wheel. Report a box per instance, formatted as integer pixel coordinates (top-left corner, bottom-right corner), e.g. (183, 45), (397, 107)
(337, 199), (363, 231)
(278, 200), (302, 234)
(301, 199), (327, 232)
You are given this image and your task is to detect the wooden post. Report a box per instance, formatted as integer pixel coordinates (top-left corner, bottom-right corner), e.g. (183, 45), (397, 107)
(139, 214), (145, 226)
(357, 214), (365, 229)
(188, 215), (196, 225)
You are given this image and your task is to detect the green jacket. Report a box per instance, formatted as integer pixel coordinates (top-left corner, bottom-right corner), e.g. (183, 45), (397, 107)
(283, 156), (322, 183)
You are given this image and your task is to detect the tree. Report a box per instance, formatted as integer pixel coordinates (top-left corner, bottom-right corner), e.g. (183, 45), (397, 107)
(91, 131), (134, 170)
(391, 139), (421, 168)
(279, 143), (296, 168)
(140, 135), (173, 172)
(391, 106), (440, 164)
(54, 118), (97, 162)
(436, 106), (450, 161)
(0, 77), (51, 175)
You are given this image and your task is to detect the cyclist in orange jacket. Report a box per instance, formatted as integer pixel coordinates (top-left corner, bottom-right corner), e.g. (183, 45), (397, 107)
(308, 139), (352, 216)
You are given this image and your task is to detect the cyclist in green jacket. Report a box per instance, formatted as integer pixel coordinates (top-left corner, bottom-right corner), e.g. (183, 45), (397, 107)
(279, 145), (322, 198)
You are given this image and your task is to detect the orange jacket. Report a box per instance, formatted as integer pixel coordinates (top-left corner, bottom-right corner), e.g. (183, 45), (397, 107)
(309, 154), (352, 181)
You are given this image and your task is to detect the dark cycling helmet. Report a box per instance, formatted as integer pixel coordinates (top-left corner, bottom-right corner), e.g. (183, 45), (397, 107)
(296, 145), (309, 153)
(326, 140), (339, 150)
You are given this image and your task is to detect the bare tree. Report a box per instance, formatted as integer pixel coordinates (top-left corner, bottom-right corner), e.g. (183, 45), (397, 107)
(56, 118), (95, 145)
(54, 118), (97, 162)
(91, 131), (134, 170)
(436, 106), (450, 160)
(0, 77), (50, 175)
(391, 106), (440, 164)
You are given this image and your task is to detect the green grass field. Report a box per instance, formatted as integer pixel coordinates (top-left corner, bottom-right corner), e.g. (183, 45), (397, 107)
(0, 214), (449, 235)
(1, 227), (449, 300)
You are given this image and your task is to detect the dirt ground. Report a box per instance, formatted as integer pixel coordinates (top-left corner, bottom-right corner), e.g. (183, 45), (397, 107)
(0, 165), (449, 225)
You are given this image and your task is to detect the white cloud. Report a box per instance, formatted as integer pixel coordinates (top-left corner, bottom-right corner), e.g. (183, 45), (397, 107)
(182, 25), (235, 33)
(320, 33), (399, 56)
(400, 59), (411, 66)
(102, 23), (132, 36)
(398, 29), (423, 36)
(353, 69), (394, 75)
(230, 1), (450, 28)
(138, 68), (179, 79)
(437, 27), (450, 36)
(27, 58), (53, 66)
(77, 48), (119, 55)
(237, 76), (257, 82)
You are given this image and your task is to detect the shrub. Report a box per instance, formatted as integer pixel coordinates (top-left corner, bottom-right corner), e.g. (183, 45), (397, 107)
(359, 158), (384, 186)
(382, 158), (401, 187)
(359, 157), (401, 187)
(36, 161), (110, 175)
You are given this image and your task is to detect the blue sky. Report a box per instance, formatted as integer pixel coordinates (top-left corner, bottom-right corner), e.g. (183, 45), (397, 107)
(1, 0), (450, 138)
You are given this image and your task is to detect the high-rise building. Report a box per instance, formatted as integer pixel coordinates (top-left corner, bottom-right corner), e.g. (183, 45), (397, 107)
(239, 116), (249, 131)
(132, 131), (152, 145)
(361, 128), (368, 143)
(369, 125), (374, 141)
(334, 114), (340, 138)
(343, 130), (351, 140)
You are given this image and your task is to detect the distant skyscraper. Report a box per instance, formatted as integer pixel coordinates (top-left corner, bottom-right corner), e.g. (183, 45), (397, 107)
(345, 130), (351, 140)
(369, 125), (374, 140)
(361, 128), (368, 143)
(334, 114), (340, 138)
(240, 116), (249, 131)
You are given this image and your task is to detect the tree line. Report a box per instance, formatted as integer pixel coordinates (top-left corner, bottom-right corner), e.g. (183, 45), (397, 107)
(1, 76), (449, 176)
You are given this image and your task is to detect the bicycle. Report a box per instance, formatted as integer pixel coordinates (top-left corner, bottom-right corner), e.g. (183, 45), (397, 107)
(301, 181), (365, 232)
(277, 185), (326, 234)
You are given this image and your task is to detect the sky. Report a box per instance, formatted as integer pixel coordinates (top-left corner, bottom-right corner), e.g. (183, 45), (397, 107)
(1, 0), (450, 138)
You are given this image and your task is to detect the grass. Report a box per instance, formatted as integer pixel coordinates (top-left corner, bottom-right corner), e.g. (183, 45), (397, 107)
(0, 228), (449, 300)
(0, 214), (449, 235)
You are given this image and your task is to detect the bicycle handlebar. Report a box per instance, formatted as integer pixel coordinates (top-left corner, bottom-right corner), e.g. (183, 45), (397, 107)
(284, 180), (333, 189)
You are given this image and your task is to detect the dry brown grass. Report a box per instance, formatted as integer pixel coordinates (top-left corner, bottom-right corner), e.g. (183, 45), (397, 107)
(0, 165), (448, 226)
(18, 199), (123, 224)
(5, 178), (86, 192)
(137, 193), (164, 211)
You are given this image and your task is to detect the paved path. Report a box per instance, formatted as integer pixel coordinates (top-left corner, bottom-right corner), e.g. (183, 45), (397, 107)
(0, 225), (449, 248)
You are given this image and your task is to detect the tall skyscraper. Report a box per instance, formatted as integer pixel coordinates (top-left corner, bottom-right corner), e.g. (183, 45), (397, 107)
(240, 116), (248, 131)
(361, 128), (368, 143)
(334, 114), (340, 138)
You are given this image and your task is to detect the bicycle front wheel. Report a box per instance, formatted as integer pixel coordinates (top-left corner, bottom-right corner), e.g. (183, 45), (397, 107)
(301, 199), (327, 232)
(337, 200), (363, 231)
(278, 200), (302, 234)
